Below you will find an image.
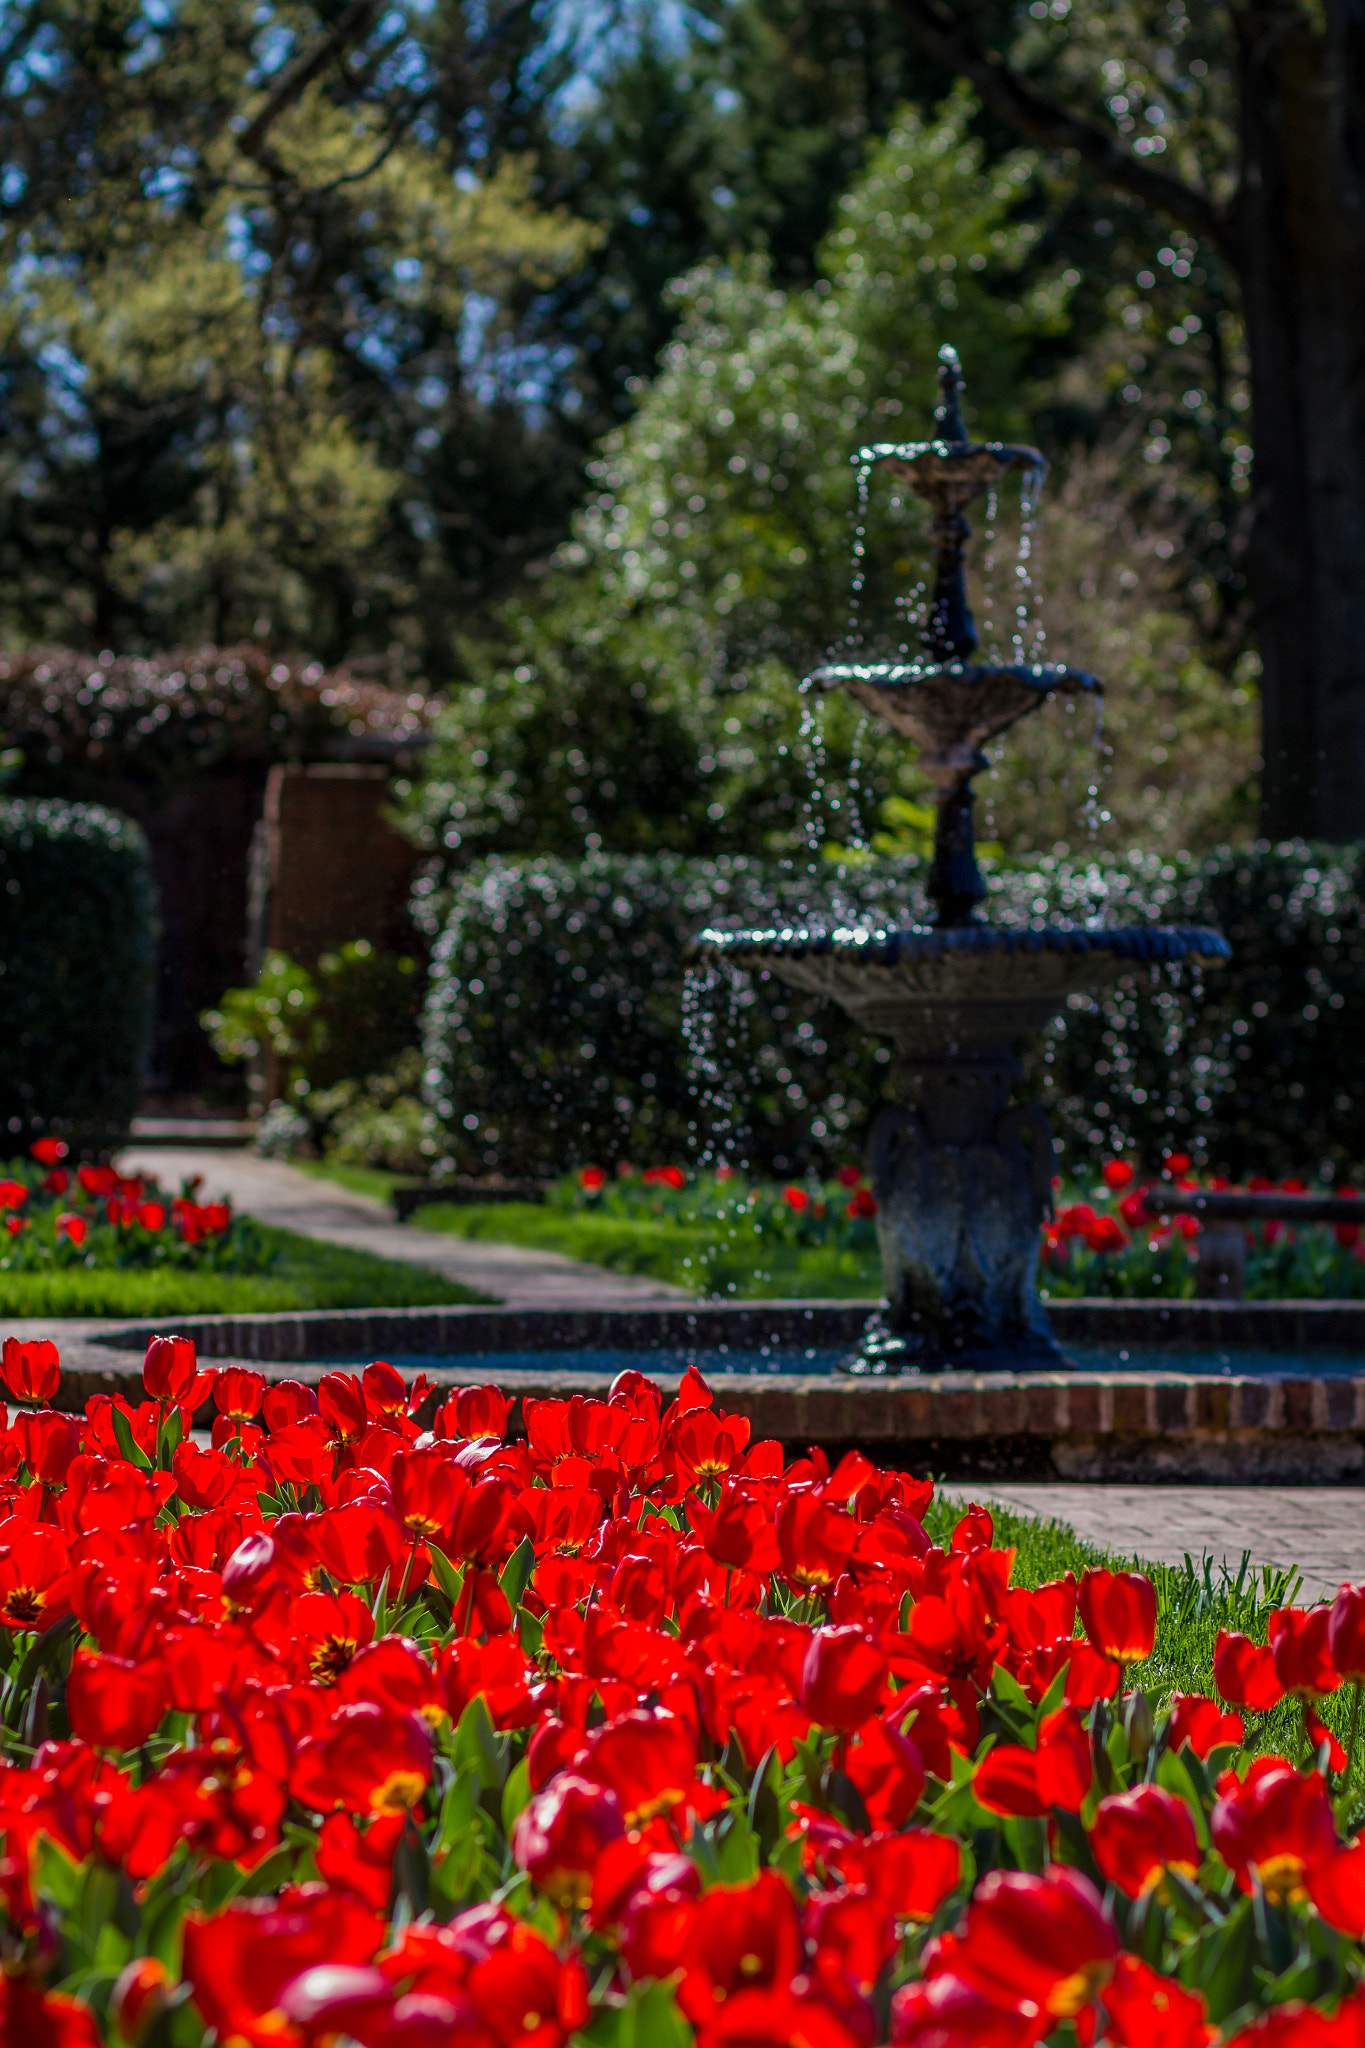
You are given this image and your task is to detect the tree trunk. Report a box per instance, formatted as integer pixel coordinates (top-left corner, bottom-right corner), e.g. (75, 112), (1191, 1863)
(1238, 0), (1365, 840)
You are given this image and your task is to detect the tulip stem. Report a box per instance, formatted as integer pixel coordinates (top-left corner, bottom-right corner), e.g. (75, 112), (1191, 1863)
(396, 1536), (420, 1612)
(1337, 1681), (1362, 1822)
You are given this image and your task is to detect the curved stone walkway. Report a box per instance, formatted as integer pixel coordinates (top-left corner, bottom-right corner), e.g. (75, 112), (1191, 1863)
(116, 1146), (689, 1309)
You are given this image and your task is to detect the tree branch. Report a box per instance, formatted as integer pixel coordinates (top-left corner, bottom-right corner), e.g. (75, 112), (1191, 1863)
(236, 0), (383, 166)
(884, 0), (1241, 267)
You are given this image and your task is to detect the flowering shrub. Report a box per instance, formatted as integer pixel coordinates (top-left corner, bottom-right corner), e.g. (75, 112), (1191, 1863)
(560, 1163), (881, 1253)
(1042, 1153), (1365, 1301)
(0, 1142), (262, 1275)
(420, 840), (1365, 1184)
(4, 1342), (1365, 2042)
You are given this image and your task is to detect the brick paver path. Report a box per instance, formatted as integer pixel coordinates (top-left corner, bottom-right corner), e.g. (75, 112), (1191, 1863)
(983, 1483), (1365, 1601)
(118, 1147), (688, 1309)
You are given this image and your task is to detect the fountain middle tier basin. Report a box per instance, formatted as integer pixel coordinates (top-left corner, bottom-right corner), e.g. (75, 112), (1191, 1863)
(805, 659), (1102, 763)
(690, 921), (1231, 1056)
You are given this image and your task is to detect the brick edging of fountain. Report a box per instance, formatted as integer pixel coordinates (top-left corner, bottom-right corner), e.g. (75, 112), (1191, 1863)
(27, 1296), (1365, 1483)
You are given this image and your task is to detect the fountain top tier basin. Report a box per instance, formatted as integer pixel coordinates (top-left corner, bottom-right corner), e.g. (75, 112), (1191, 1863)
(690, 921), (1231, 1059)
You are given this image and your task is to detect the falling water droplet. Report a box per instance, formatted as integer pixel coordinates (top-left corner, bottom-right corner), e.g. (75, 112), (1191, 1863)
(846, 461), (873, 652)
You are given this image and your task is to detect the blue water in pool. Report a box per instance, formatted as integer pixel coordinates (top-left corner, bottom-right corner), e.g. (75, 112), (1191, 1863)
(310, 1345), (1365, 1381)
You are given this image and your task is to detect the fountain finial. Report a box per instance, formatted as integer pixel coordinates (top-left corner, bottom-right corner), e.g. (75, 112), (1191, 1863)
(935, 344), (967, 444)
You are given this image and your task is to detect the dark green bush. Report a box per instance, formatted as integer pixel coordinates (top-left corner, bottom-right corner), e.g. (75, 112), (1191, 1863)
(420, 843), (1365, 1182)
(0, 799), (157, 1148)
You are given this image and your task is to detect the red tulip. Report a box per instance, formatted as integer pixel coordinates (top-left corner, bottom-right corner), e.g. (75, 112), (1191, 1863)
(465, 1920), (590, 2047)
(260, 1378), (318, 1430)
(318, 1371), (369, 1443)
(67, 1647), (169, 1750)
(0, 1980), (103, 2046)
(440, 1382), (510, 1442)
(1166, 1691), (1245, 1757)
(1089, 1783), (1202, 1897)
(32, 1137), (67, 1166)
(222, 1531), (279, 1617)
(214, 1367), (265, 1423)
(1268, 1606), (1342, 1697)
(290, 1701), (433, 1815)
(579, 1708), (698, 1827)
(110, 1957), (170, 2043)
(143, 1333), (198, 1404)
(1305, 1839), (1365, 1937)
(826, 1828), (961, 1923)
(181, 1892), (385, 2046)
(891, 1974), (1037, 2047)
(314, 1812), (407, 1912)
(1099, 1953), (1213, 2048)
(0, 1526), (72, 1631)
(1214, 1629), (1286, 1711)
(390, 1447), (462, 1539)
(805, 1885), (896, 1995)
(799, 1626), (888, 1734)
(775, 1491), (859, 1592)
(1102, 1158), (1136, 1189)
(1329, 1583), (1365, 1681)
(1210, 1757), (1338, 1902)
(354, 1363), (404, 1421)
(513, 1773), (625, 1907)
(55, 1211), (86, 1245)
(293, 1590), (375, 1687)
(1, 1335), (59, 1405)
(974, 1705), (1092, 1819)
(948, 1865), (1119, 2023)
(1077, 1568), (1157, 1666)
(675, 1871), (803, 2024)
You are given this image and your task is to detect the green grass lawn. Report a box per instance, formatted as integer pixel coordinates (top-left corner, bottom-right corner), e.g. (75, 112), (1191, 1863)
(410, 1201), (881, 1298)
(0, 1223), (488, 1317)
(929, 1493), (1364, 1783)
(293, 1159), (410, 1204)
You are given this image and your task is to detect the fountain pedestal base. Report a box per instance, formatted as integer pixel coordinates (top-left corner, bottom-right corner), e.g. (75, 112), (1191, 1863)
(845, 1051), (1064, 1374)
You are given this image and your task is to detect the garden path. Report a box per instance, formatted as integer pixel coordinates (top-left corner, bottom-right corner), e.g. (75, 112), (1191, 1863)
(981, 1484), (1364, 1602)
(116, 1146), (690, 1308)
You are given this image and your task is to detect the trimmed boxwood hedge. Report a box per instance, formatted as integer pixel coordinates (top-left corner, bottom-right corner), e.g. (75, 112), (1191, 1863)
(0, 799), (158, 1149)
(420, 842), (1365, 1184)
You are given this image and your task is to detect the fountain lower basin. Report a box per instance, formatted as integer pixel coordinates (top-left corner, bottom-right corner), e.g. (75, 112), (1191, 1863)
(689, 924), (1231, 1372)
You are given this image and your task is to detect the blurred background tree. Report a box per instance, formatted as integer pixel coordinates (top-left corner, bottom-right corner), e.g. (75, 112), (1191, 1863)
(0, 0), (1278, 856)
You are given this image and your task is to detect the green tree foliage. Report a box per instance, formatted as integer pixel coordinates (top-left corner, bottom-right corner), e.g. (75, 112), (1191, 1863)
(408, 88), (1256, 876)
(0, 2), (593, 664)
(527, 0), (951, 436)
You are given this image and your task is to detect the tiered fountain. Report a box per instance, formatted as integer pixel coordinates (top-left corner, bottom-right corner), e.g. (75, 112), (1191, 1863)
(692, 346), (1230, 1373)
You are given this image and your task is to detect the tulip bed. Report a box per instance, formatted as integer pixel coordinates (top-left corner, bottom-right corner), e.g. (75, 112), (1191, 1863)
(5, 1340), (1365, 2047)
(404, 1156), (1365, 1303)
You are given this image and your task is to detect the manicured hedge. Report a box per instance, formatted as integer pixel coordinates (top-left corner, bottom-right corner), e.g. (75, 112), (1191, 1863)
(0, 798), (158, 1148)
(420, 842), (1365, 1182)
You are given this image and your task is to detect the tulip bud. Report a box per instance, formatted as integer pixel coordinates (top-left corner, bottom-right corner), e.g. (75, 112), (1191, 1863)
(112, 1957), (169, 2043)
(513, 1773), (624, 1907)
(221, 1531), (277, 1617)
(143, 1334), (198, 1404)
(1124, 1689), (1154, 1762)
